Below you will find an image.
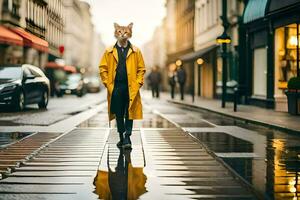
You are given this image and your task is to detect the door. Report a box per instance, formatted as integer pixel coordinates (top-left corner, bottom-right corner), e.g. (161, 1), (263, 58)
(253, 47), (267, 98)
(22, 67), (37, 104)
(201, 63), (213, 98)
(28, 66), (45, 103)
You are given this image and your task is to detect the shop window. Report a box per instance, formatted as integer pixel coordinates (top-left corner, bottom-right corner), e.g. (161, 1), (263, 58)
(253, 47), (267, 97)
(275, 23), (300, 93)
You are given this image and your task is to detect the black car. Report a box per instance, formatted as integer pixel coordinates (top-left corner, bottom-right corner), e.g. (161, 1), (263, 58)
(0, 64), (50, 111)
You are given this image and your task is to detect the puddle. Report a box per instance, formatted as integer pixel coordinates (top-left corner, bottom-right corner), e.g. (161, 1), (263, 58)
(134, 114), (176, 128)
(80, 113), (176, 128)
(78, 113), (109, 127)
(94, 149), (147, 199)
(190, 131), (300, 199)
(177, 121), (214, 128)
(191, 132), (253, 152)
(0, 132), (33, 148)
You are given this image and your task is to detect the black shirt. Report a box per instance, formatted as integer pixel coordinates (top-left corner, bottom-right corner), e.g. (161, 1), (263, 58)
(115, 42), (130, 85)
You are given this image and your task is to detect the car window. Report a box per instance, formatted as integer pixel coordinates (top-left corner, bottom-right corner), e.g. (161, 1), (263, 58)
(23, 67), (32, 77)
(0, 67), (22, 79)
(29, 67), (43, 77)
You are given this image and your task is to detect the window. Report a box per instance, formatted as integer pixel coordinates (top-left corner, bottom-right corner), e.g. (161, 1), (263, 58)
(274, 23), (300, 94)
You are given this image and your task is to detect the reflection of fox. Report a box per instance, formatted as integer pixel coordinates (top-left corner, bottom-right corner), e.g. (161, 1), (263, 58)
(93, 149), (147, 200)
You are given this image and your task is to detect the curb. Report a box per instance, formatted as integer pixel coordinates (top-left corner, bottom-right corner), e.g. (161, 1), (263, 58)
(168, 99), (300, 134)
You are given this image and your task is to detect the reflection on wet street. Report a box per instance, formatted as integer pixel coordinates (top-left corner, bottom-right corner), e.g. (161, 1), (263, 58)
(153, 101), (300, 200)
(79, 108), (176, 129)
(93, 149), (147, 199)
(0, 132), (33, 148)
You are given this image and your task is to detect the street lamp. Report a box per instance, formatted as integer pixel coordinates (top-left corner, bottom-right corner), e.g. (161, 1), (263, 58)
(217, 32), (231, 44)
(217, 0), (231, 108)
(175, 59), (182, 67)
(196, 58), (204, 65)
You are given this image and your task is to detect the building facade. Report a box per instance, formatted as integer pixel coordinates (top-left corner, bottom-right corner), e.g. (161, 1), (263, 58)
(22, 0), (48, 67)
(167, 0), (195, 93)
(243, 0), (300, 112)
(22, 0), (48, 38)
(192, 0), (245, 99)
(46, 0), (64, 61)
(193, 0), (223, 98)
(165, 0), (177, 58)
(152, 22), (167, 90)
(0, 0), (49, 66)
(89, 32), (105, 75)
(63, 0), (94, 71)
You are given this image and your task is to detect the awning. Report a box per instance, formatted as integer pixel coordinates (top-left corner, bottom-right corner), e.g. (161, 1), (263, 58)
(45, 62), (64, 69)
(267, 0), (300, 14)
(0, 26), (23, 46)
(180, 45), (217, 62)
(243, 0), (268, 24)
(10, 27), (49, 52)
(64, 65), (77, 73)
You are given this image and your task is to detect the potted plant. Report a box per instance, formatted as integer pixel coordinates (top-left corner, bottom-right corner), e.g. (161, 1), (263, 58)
(285, 77), (300, 115)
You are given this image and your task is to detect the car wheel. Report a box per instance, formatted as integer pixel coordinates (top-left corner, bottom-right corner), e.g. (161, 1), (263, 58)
(15, 91), (25, 111)
(77, 89), (83, 97)
(38, 90), (49, 109)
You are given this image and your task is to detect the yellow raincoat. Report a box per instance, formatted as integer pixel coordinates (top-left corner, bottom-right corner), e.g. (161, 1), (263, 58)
(99, 44), (146, 121)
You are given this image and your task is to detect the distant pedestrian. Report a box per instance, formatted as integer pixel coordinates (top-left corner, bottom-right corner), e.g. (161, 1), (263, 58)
(99, 22), (146, 149)
(168, 71), (176, 99)
(177, 66), (186, 100)
(147, 66), (161, 98)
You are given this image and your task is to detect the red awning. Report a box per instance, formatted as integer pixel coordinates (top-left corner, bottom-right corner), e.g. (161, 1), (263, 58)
(0, 26), (23, 46)
(10, 27), (49, 52)
(45, 62), (64, 69)
(64, 65), (77, 73)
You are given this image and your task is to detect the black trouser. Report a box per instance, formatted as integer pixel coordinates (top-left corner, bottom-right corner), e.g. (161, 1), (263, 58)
(111, 82), (133, 136)
(170, 85), (175, 99)
(179, 83), (185, 100)
(151, 84), (159, 98)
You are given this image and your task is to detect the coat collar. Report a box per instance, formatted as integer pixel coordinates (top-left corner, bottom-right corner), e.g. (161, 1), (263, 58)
(107, 42), (138, 53)
(107, 42), (138, 62)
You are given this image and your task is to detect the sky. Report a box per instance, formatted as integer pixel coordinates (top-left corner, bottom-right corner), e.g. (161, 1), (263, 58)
(82, 0), (166, 47)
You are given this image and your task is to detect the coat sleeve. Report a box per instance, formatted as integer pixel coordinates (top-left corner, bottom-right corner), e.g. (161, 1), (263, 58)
(99, 51), (108, 88)
(136, 50), (146, 86)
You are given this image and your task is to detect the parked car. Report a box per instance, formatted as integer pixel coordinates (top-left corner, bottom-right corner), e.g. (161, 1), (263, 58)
(58, 73), (87, 97)
(85, 76), (101, 93)
(0, 64), (50, 111)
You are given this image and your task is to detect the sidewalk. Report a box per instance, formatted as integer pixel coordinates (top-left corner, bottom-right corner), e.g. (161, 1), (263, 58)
(143, 90), (300, 133)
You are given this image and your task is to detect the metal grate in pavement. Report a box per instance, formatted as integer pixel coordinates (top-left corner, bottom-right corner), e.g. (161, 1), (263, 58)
(0, 128), (108, 200)
(0, 132), (62, 176)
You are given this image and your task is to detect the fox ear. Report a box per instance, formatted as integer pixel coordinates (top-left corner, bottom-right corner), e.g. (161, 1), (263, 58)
(128, 22), (133, 30)
(114, 23), (120, 29)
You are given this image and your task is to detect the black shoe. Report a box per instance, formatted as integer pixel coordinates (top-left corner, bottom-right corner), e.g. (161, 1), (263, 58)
(117, 132), (124, 148)
(122, 135), (132, 149)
